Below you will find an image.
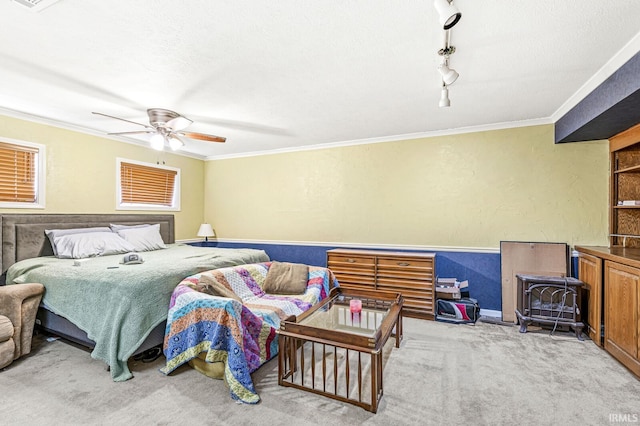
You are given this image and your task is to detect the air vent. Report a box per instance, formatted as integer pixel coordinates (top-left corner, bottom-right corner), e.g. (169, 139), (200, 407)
(12, 0), (60, 12)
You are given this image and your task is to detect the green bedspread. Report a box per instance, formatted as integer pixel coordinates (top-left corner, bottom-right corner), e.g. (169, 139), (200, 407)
(6, 244), (269, 381)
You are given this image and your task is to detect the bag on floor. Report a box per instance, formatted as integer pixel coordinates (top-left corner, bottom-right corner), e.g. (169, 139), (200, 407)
(436, 298), (480, 324)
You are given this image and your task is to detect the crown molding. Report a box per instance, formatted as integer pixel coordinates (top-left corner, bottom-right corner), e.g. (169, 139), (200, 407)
(204, 117), (552, 161)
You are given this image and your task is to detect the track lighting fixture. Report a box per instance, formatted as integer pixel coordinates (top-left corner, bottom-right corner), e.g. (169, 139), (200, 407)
(434, 0), (461, 107)
(433, 0), (461, 30)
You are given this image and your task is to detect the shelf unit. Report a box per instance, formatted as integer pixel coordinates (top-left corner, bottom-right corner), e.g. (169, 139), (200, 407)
(610, 126), (640, 247)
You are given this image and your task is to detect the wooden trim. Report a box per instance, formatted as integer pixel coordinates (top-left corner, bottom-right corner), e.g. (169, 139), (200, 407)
(610, 153), (616, 245)
(610, 122), (640, 152)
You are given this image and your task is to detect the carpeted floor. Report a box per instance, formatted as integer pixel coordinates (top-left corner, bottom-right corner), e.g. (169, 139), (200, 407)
(1, 317), (639, 426)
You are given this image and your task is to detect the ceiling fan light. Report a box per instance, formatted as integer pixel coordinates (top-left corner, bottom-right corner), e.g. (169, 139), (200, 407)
(166, 116), (193, 131)
(438, 63), (459, 86)
(434, 0), (461, 30)
(150, 133), (165, 151)
(168, 136), (185, 151)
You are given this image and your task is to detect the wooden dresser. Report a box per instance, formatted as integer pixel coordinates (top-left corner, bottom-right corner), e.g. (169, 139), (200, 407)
(326, 249), (436, 319)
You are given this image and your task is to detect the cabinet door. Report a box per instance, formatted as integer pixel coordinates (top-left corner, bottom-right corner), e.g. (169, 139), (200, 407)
(578, 253), (603, 345)
(604, 261), (639, 373)
(376, 256), (434, 316)
(327, 253), (376, 290)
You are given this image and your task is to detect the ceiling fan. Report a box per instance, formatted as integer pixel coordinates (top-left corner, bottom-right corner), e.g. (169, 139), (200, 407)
(92, 108), (226, 151)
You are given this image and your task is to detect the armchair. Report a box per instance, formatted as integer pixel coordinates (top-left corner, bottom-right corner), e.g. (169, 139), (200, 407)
(0, 283), (45, 369)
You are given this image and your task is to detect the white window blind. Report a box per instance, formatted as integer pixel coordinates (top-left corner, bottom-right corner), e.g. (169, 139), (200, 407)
(118, 160), (179, 209)
(0, 141), (38, 203)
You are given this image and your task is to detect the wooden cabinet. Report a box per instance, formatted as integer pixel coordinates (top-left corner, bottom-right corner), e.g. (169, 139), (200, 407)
(603, 260), (640, 377)
(327, 249), (436, 319)
(578, 252), (603, 345)
(575, 245), (640, 378)
(575, 125), (640, 377)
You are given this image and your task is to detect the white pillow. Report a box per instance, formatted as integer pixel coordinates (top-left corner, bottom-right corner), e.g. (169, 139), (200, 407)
(54, 232), (136, 259)
(115, 223), (166, 252)
(45, 227), (112, 256)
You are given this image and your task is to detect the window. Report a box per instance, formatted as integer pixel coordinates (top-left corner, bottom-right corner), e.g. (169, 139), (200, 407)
(116, 158), (180, 211)
(0, 138), (45, 209)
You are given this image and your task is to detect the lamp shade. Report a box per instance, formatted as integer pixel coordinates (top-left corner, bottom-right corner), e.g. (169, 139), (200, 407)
(150, 133), (165, 151)
(438, 63), (459, 86)
(197, 223), (215, 238)
(168, 135), (184, 151)
(434, 0), (461, 30)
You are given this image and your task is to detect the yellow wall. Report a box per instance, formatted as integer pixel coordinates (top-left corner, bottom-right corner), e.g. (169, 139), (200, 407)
(204, 124), (609, 249)
(0, 115), (609, 249)
(0, 114), (204, 240)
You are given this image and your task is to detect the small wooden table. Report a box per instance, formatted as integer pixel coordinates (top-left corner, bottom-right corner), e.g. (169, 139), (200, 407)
(277, 287), (403, 413)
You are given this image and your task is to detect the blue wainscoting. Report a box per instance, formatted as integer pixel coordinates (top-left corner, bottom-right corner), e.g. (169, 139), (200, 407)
(212, 241), (503, 312)
(435, 251), (501, 312)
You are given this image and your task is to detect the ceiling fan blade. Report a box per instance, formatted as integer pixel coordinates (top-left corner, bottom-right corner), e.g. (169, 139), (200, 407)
(108, 130), (155, 136)
(177, 131), (226, 143)
(92, 112), (154, 129)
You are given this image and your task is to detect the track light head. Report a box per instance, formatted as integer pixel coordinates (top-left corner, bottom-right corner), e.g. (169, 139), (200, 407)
(434, 0), (461, 30)
(438, 63), (459, 86)
(439, 86), (450, 108)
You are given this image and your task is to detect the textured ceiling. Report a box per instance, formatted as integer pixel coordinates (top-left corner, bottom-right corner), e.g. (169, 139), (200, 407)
(0, 1), (639, 159)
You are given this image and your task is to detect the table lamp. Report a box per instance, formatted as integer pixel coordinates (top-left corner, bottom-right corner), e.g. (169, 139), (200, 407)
(197, 223), (215, 242)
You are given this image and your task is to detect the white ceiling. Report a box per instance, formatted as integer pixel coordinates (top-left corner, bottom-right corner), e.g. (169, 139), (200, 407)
(1, 0), (639, 160)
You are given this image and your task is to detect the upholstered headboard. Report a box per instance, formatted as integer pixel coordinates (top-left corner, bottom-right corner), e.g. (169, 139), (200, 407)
(0, 214), (175, 282)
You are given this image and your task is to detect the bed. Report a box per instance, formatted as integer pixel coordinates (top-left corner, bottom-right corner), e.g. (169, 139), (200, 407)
(0, 214), (269, 381)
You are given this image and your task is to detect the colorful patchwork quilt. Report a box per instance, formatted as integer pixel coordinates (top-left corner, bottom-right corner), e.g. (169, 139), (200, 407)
(160, 262), (337, 404)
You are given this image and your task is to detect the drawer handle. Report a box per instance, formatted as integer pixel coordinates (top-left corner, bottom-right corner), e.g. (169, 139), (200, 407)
(397, 262), (410, 266)
(346, 258), (356, 263)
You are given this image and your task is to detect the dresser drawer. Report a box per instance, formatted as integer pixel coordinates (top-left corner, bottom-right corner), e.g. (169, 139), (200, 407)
(331, 272), (376, 287)
(328, 254), (375, 271)
(377, 257), (432, 270)
(375, 285), (432, 301)
(377, 277), (432, 291)
(377, 268), (433, 281)
(402, 298), (433, 316)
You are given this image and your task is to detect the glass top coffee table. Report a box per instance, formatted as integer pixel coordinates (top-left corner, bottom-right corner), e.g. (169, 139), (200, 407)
(277, 287), (403, 413)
